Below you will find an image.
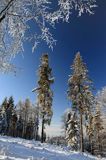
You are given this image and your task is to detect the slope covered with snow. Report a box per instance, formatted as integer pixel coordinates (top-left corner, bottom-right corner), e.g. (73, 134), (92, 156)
(0, 136), (105, 160)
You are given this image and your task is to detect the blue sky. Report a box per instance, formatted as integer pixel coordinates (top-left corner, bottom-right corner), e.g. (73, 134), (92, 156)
(0, 0), (106, 136)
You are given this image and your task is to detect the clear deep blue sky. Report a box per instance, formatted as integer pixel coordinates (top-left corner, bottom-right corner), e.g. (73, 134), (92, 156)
(0, 0), (106, 132)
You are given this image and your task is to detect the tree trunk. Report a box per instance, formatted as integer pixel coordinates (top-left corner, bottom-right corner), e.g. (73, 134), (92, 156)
(80, 110), (84, 152)
(89, 135), (93, 154)
(41, 115), (44, 143)
(98, 133), (102, 155)
(35, 114), (39, 141)
(22, 122), (25, 138)
(35, 126), (39, 140)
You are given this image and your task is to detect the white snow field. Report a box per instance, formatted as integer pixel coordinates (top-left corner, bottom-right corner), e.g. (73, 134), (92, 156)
(0, 136), (105, 160)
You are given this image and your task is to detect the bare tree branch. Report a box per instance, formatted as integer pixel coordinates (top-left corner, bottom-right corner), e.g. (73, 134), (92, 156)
(0, 0), (97, 73)
(0, 0), (14, 23)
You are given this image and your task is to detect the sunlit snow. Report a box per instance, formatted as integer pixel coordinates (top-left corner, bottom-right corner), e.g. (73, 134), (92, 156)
(0, 136), (105, 160)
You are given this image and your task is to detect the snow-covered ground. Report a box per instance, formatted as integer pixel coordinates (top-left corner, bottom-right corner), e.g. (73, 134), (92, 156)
(0, 136), (105, 160)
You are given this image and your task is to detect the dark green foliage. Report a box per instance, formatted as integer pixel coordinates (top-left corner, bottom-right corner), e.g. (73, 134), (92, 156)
(6, 96), (15, 135)
(16, 115), (23, 138)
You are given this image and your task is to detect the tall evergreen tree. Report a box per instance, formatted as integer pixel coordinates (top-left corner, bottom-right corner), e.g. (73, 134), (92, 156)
(67, 52), (94, 152)
(1, 97), (8, 110)
(33, 54), (54, 143)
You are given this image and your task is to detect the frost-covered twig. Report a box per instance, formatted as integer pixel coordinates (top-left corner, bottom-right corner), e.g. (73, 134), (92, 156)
(0, 0), (97, 72)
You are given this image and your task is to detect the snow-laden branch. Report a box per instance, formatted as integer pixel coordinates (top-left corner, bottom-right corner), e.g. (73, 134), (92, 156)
(0, 0), (97, 72)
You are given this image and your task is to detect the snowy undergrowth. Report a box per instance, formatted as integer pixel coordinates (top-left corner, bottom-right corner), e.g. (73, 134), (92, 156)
(0, 136), (105, 160)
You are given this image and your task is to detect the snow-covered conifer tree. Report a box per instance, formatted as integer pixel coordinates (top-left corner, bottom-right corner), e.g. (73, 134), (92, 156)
(96, 87), (106, 156)
(67, 52), (94, 152)
(34, 54), (54, 143)
(0, 97), (8, 134)
(96, 87), (106, 130)
(6, 96), (15, 135)
(93, 105), (104, 155)
(61, 108), (72, 136)
(0, 96), (15, 135)
(66, 111), (79, 150)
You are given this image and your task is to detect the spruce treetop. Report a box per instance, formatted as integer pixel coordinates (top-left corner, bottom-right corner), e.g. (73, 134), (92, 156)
(68, 52), (93, 111)
(71, 52), (88, 83)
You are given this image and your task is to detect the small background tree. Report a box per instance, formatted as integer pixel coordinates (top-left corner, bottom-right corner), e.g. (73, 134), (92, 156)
(65, 110), (79, 150)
